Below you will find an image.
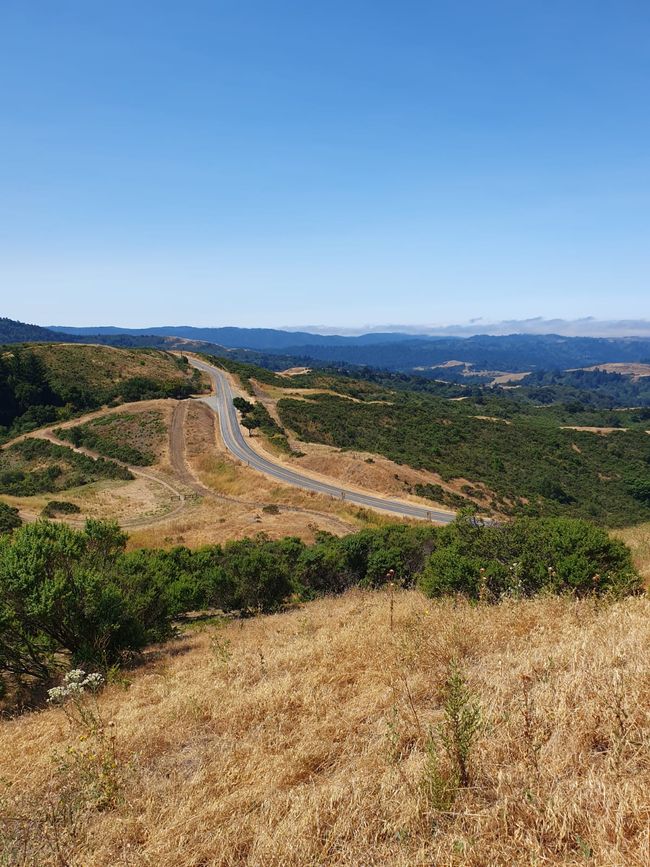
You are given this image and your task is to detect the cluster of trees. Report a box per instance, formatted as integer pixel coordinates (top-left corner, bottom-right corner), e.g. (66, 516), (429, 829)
(232, 396), (295, 453)
(0, 515), (640, 706)
(518, 368), (650, 409)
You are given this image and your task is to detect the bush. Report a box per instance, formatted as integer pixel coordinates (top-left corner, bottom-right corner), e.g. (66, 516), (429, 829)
(0, 521), (174, 692)
(418, 515), (642, 600)
(0, 501), (21, 534)
(41, 500), (82, 518)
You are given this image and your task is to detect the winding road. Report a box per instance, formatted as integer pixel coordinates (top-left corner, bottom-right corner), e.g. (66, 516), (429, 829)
(190, 356), (456, 524)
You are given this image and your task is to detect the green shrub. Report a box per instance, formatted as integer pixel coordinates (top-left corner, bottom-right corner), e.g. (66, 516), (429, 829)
(418, 515), (642, 600)
(41, 500), (82, 518)
(0, 521), (173, 691)
(0, 501), (21, 534)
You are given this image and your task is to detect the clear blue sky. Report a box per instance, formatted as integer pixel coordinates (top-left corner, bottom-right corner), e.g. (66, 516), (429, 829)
(1, 1), (649, 329)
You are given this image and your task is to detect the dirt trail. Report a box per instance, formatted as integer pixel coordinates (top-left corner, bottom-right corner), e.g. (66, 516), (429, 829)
(169, 401), (357, 534)
(3, 411), (188, 529)
(3, 400), (357, 535)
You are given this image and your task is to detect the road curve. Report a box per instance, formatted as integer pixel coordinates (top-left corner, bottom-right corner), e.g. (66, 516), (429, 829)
(190, 356), (456, 524)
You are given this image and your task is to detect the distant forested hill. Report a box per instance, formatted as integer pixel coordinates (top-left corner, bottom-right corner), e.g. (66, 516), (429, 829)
(47, 323), (650, 371)
(272, 334), (650, 372)
(0, 317), (65, 344)
(6, 316), (650, 375)
(50, 324), (426, 349)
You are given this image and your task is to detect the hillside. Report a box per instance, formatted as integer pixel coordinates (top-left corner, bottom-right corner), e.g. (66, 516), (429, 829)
(209, 358), (650, 527)
(0, 343), (207, 439)
(2, 589), (648, 865)
(277, 391), (650, 525)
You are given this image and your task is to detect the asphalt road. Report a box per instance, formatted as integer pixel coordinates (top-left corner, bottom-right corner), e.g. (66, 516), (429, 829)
(190, 357), (456, 524)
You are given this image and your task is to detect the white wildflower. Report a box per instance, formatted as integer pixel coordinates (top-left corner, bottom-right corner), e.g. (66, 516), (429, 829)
(47, 669), (104, 704)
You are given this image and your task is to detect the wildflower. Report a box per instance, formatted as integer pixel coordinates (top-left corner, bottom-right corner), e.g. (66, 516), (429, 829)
(47, 669), (104, 704)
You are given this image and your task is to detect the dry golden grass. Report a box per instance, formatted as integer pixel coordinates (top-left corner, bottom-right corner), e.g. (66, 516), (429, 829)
(29, 344), (207, 392)
(614, 521), (650, 587)
(577, 363), (650, 379)
(2, 591), (649, 866)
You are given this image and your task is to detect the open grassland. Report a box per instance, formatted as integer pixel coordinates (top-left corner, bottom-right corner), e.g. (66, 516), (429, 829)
(1, 590), (648, 866)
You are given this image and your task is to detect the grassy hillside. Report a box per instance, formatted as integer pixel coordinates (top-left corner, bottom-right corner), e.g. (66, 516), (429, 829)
(2, 589), (648, 865)
(28, 343), (203, 398)
(0, 344), (207, 440)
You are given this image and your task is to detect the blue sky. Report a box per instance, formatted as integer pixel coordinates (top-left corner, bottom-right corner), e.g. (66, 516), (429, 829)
(1, 1), (649, 329)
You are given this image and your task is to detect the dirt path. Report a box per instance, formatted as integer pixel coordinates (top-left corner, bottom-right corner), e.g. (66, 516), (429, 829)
(169, 401), (357, 534)
(3, 400), (357, 535)
(3, 413), (189, 529)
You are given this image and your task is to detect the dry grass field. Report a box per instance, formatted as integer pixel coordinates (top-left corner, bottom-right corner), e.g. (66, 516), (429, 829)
(2, 590), (649, 866)
(615, 521), (650, 586)
(29, 343), (205, 393)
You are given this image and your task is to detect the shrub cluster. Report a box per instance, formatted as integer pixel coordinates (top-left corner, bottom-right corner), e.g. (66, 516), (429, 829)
(0, 502), (21, 534)
(0, 515), (641, 707)
(41, 500), (82, 518)
(0, 439), (133, 496)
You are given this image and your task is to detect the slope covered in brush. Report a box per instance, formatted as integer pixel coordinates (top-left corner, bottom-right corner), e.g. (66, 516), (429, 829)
(0, 344), (206, 439)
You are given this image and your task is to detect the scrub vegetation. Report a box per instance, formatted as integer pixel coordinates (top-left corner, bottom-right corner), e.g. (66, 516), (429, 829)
(0, 514), (640, 711)
(278, 392), (650, 525)
(0, 439), (133, 497)
(55, 409), (167, 466)
(0, 344), (205, 441)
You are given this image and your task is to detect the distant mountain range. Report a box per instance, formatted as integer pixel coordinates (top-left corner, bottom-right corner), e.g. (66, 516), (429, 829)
(3, 316), (650, 375)
(287, 318), (650, 338)
(49, 324), (429, 349)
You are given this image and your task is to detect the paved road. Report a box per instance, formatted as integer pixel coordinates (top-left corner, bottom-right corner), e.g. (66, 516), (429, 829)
(190, 357), (456, 524)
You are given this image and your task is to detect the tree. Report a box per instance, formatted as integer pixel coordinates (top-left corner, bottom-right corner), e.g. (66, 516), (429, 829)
(0, 520), (173, 693)
(233, 397), (255, 414)
(241, 416), (261, 437)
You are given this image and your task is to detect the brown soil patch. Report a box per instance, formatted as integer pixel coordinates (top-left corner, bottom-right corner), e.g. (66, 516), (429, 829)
(561, 426), (628, 435)
(279, 366), (312, 376)
(491, 371), (530, 385)
(577, 363), (650, 379)
(472, 415), (512, 425)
